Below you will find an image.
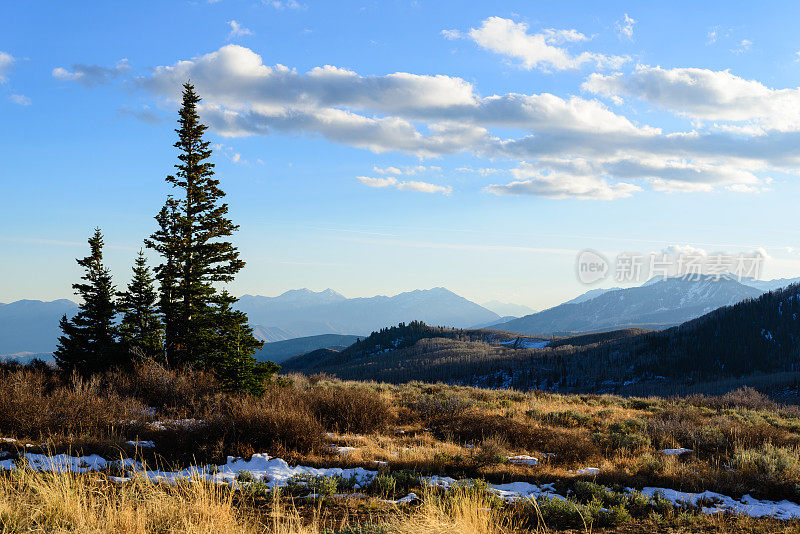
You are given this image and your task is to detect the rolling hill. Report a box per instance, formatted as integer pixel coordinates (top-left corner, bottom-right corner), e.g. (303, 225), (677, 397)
(283, 283), (800, 397)
(254, 333), (360, 363)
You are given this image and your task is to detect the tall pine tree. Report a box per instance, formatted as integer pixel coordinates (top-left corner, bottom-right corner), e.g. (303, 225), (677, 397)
(147, 82), (264, 388)
(54, 228), (120, 375)
(117, 250), (163, 362)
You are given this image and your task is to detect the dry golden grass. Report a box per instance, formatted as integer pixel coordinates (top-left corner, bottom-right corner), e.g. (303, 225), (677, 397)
(4, 364), (800, 532)
(2, 470), (798, 533)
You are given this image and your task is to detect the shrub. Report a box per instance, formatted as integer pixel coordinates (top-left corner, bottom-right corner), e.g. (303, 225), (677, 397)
(106, 360), (220, 415)
(475, 438), (508, 466)
(540, 410), (593, 428)
(409, 393), (473, 423)
(285, 473), (339, 497)
(733, 444), (800, 479)
(592, 419), (651, 452)
(534, 497), (591, 529)
(305, 387), (393, 434)
(0, 369), (149, 441)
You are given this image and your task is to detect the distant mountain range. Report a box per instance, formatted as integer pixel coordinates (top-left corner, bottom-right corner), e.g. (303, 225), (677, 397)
(0, 288), (500, 357)
(236, 287), (500, 338)
(0, 299), (78, 355)
(480, 300), (536, 317)
(4, 276), (799, 359)
(494, 275), (782, 336)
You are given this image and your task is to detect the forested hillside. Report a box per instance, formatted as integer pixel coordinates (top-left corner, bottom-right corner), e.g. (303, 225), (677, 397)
(285, 285), (800, 397)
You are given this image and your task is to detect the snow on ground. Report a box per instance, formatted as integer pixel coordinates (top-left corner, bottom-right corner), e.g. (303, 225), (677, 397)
(496, 337), (550, 349)
(507, 455), (538, 466)
(640, 487), (800, 520)
(3, 452), (800, 519)
(330, 445), (358, 454)
(575, 467), (600, 475)
(125, 440), (155, 449)
(661, 448), (692, 456)
(490, 482), (564, 501)
(0, 453), (137, 473)
(141, 454), (378, 488)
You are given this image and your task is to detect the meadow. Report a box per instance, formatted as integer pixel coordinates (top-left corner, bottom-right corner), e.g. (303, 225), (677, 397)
(2, 360), (800, 532)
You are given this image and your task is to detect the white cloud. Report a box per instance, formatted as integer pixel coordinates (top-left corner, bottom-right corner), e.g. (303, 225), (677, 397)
(398, 181), (452, 194)
(357, 176), (451, 194)
(584, 65), (800, 132)
(732, 39), (752, 54)
(53, 59), (130, 87)
(456, 166), (502, 175)
(486, 173), (640, 200)
(264, 0), (303, 9)
(466, 17), (629, 71)
(615, 14), (635, 41)
(135, 45), (800, 199)
(357, 176), (397, 188)
(661, 244), (708, 257)
(227, 20), (253, 39)
(0, 52), (14, 83)
(373, 166), (403, 175)
(374, 165), (440, 176)
(9, 94), (31, 106)
(441, 29), (462, 40)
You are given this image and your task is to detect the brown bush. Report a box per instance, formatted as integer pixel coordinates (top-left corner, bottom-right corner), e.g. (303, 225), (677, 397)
(0, 369), (149, 441)
(106, 360), (220, 416)
(687, 387), (778, 412)
(304, 386), (394, 434)
(154, 388), (326, 464)
(433, 412), (597, 461)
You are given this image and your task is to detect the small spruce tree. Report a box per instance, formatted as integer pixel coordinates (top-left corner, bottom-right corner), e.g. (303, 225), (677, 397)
(207, 291), (273, 394)
(54, 228), (119, 374)
(117, 250), (163, 362)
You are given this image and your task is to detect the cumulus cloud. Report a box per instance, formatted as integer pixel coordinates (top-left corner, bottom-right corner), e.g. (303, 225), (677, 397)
(133, 44), (800, 199)
(584, 65), (800, 132)
(615, 14), (635, 40)
(373, 166), (403, 175)
(357, 176), (451, 194)
(486, 173), (640, 200)
(227, 20), (253, 39)
(466, 17), (629, 71)
(53, 59), (130, 87)
(0, 52), (14, 83)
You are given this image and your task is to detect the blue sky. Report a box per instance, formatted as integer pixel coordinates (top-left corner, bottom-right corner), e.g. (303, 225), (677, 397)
(3, 1), (800, 309)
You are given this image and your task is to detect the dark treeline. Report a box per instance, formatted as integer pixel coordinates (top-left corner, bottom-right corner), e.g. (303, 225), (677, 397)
(54, 83), (275, 393)
(285, 285), (800, 396)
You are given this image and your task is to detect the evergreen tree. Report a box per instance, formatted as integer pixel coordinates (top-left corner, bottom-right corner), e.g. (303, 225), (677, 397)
(117, 250), (163, 362)
(207, 291), (276, 394)
(54, 228), (119, 374)
(146, 82), (264, 389)
(146, 196), (182, 366)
